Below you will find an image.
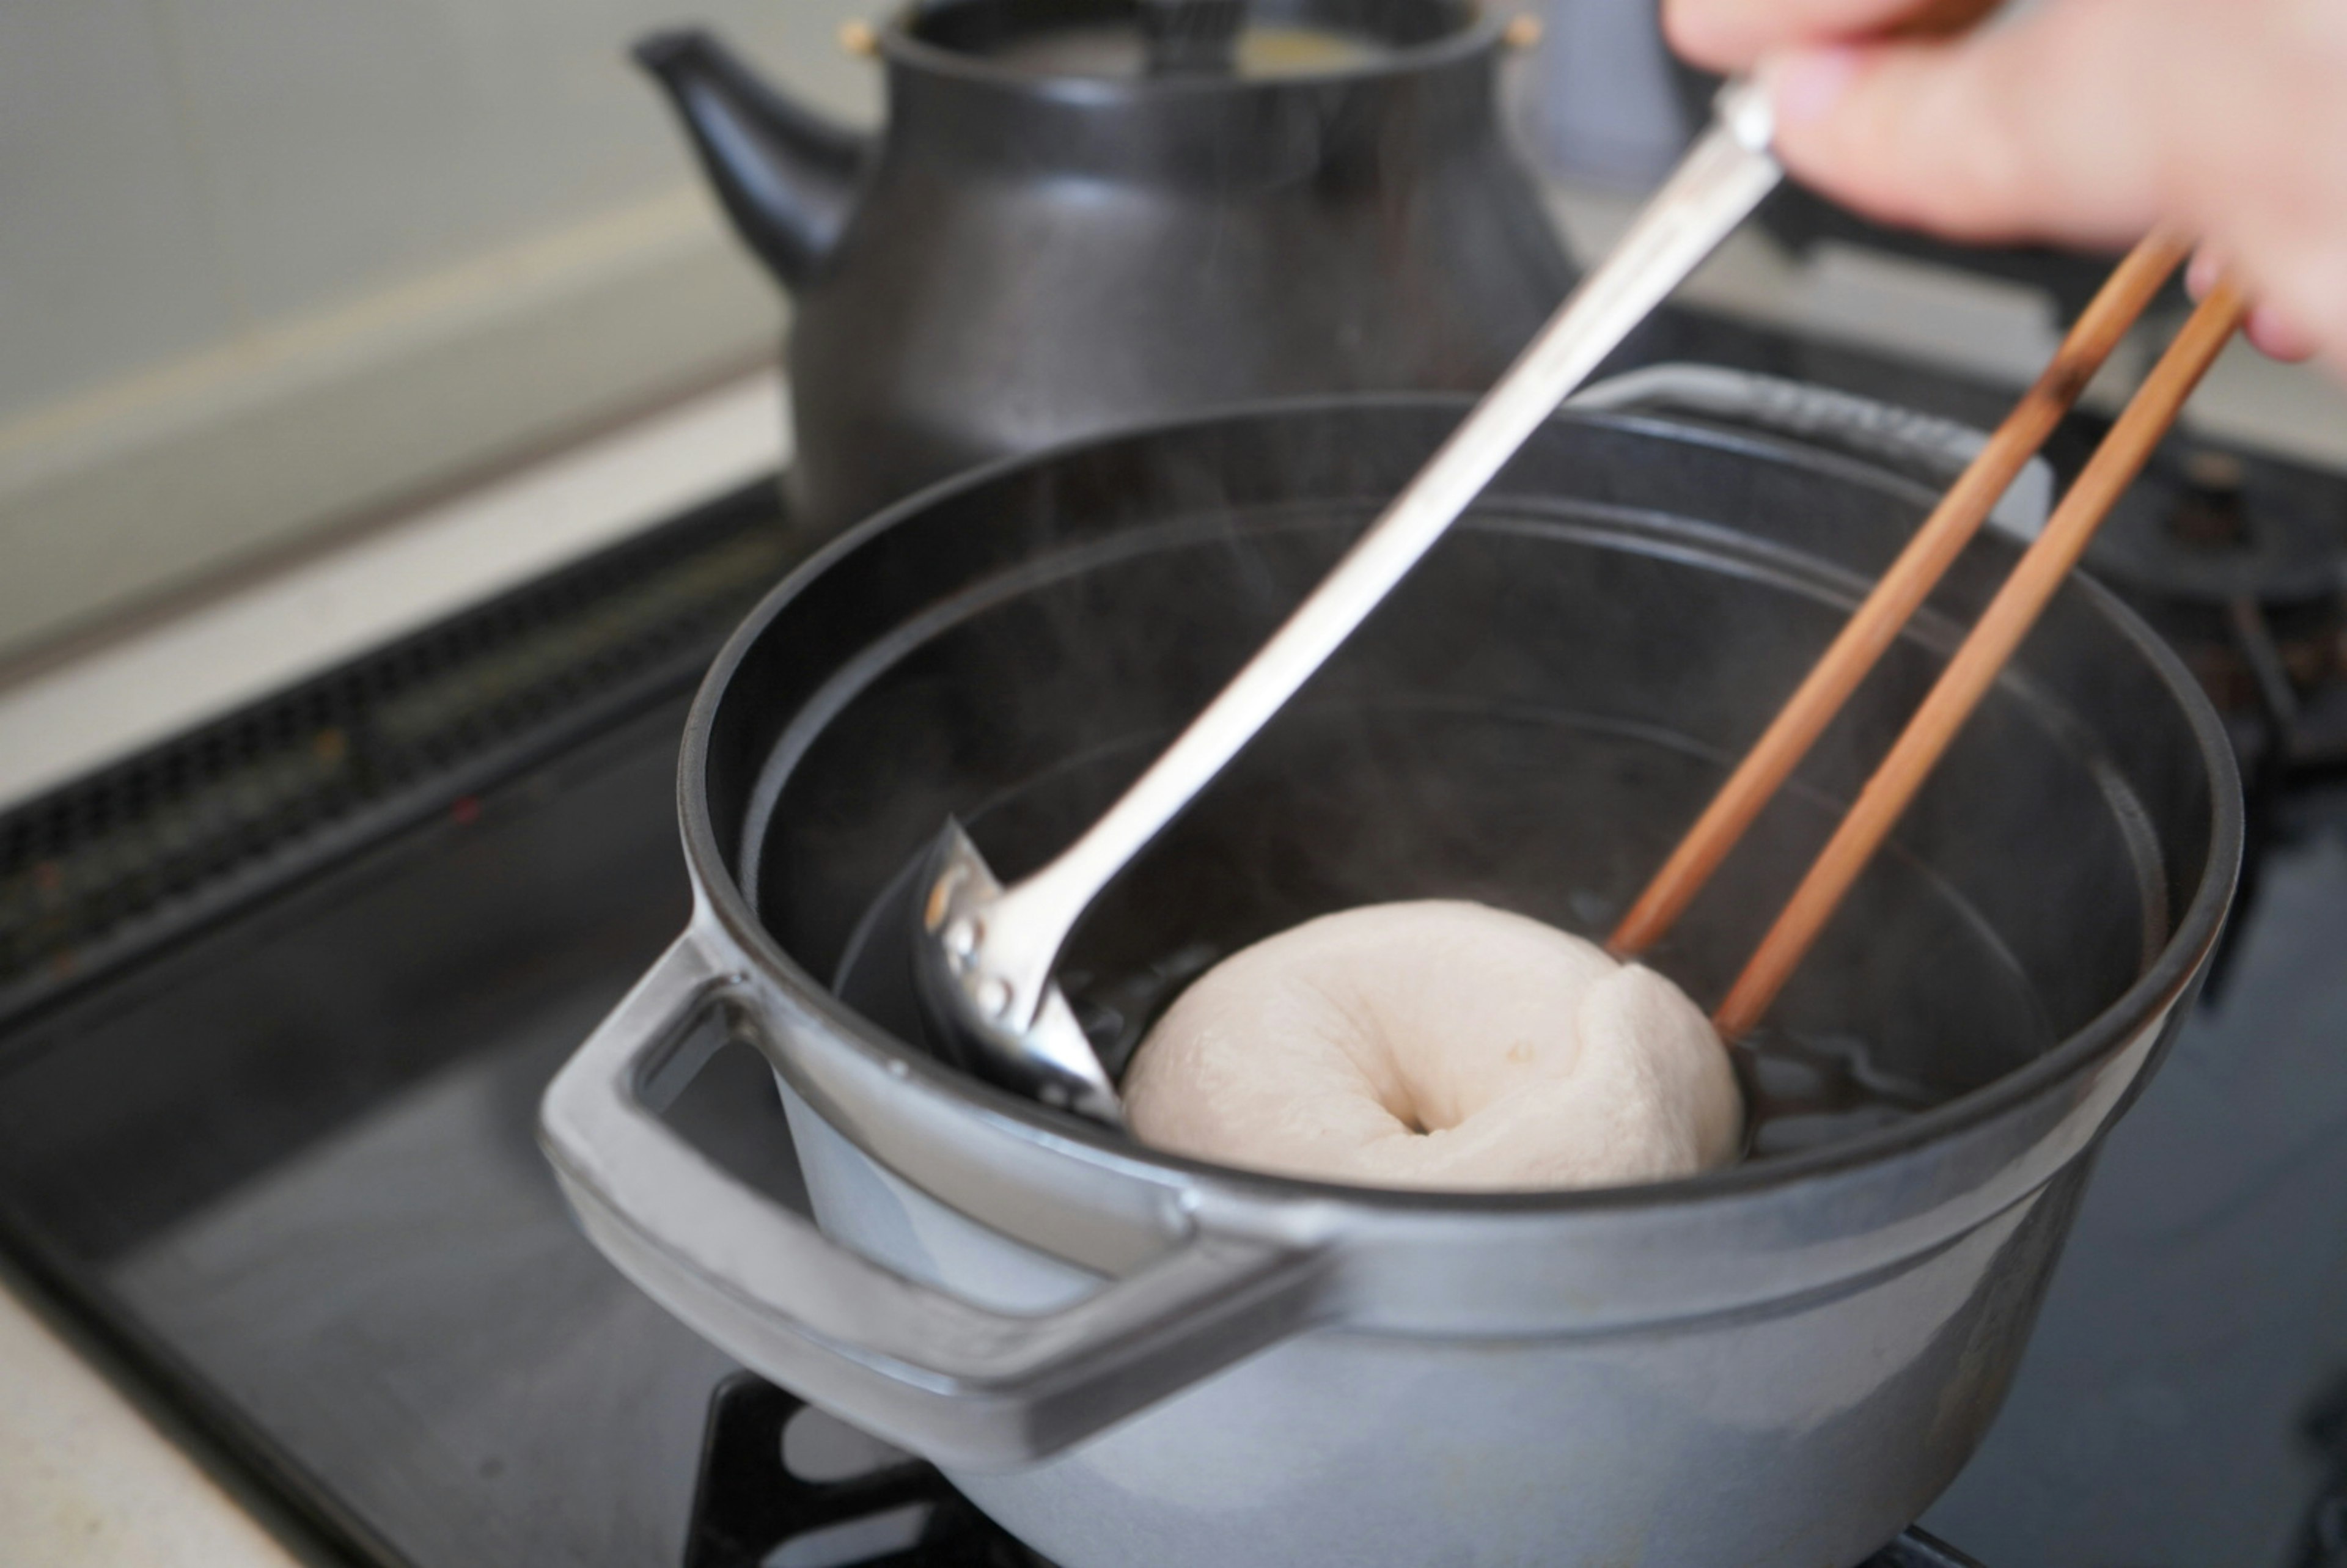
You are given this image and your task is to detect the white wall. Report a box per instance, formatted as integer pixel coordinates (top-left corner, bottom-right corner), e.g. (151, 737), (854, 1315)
(0, 0), (878, 663)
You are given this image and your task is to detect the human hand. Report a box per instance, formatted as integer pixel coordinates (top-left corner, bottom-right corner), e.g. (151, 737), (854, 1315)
(1661, 0), (2347, 367)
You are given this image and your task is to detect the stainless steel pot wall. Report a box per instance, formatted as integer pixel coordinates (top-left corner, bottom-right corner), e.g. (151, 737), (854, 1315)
(542, 398), (2239, 1568)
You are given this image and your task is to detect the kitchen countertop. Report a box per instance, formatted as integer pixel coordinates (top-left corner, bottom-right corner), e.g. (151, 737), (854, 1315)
(0, 1251), (315, 1568)
(0, 372), (788, 810)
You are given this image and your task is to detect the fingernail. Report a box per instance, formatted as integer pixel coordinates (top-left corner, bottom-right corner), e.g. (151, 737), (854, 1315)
(1762, 45), (1862, 128)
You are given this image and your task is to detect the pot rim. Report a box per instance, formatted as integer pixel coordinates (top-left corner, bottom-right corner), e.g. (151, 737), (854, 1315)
(876, 0), (1502, 103)
(682, 392), (2244, 1220)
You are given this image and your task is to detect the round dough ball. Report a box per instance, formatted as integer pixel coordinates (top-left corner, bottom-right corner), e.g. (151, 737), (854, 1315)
(1122, 900), (1742, 1191)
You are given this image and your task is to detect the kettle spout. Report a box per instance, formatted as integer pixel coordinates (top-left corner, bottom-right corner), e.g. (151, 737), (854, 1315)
(635, 29), (870, 290)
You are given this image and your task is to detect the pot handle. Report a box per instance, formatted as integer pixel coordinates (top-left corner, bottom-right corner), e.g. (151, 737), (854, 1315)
(539, 929), (1330, 1470)
(1568, 362), (2055, 541)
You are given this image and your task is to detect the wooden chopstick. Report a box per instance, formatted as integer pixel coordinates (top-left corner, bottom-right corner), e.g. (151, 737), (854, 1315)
(1609, 233), (2189, 959)
(1711, 276), (2250, 1040)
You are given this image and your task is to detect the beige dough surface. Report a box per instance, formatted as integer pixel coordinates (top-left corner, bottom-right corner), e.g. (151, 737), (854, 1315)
(1122, 900), (1742, 1191)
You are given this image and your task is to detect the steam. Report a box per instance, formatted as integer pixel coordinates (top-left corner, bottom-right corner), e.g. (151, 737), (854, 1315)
(747, 401), (2212, 1162)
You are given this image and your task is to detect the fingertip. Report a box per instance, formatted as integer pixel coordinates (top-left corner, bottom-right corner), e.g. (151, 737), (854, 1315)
(2246, 304), (2321, 364)
(1660, 0), (1746, 71)
(2196, 250), (2323, 361)
(2185, 248), (2225, 301)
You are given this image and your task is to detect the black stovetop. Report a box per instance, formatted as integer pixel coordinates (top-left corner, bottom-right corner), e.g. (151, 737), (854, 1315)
(2, 309), (2345, 1568)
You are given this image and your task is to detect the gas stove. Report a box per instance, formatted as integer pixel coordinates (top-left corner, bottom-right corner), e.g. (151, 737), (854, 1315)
(679, 1377), (1993, 1568)
(1, 304), (2344, 1568)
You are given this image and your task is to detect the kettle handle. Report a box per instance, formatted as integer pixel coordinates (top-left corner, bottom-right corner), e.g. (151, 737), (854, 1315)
(538, 928), (1330, 1470)
(1569, 362), (2054, 541)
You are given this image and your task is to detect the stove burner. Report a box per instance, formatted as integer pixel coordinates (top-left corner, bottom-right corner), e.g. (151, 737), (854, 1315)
(2299, 1372), (2347, 1568)
(2170, 450), (2256, 551)
(686, 1377), (1038, 1568)
(2085, 439), (2347, 992)
(2087, 444), (2345, 716)
(683, 1376), (1989, 1568)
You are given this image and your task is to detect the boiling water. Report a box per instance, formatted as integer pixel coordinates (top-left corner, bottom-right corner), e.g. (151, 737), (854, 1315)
(1049, 933), (1951, 1163)
(826, 709), (2018, 1173)
(838, 850), (1957, 1170)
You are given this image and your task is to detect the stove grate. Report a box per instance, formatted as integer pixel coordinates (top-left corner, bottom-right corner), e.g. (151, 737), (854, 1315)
(688, 1376), (1989, 1568)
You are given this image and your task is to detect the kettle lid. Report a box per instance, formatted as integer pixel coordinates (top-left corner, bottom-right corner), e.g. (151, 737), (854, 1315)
(908, 0), (1469, 81)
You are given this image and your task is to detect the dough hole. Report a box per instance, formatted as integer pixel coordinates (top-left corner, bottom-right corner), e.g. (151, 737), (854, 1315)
(1122, 900), (1743, 1192)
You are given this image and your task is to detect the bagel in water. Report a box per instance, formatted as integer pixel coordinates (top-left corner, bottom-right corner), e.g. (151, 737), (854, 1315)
(1122, 900), (1741, 1191)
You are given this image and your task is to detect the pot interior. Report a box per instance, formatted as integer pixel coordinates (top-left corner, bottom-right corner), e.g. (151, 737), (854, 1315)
(708, 401), (2225, 1169)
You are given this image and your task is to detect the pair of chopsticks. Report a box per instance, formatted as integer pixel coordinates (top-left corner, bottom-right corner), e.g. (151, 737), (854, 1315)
(1606, 231), (2247, 1040)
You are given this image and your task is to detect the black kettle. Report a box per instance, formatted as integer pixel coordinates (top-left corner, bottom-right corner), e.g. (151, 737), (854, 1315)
(637, 0), (1578, 535)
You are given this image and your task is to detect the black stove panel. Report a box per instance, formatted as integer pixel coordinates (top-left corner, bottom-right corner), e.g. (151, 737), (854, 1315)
(1, 705), (721, 1564)
(0, 312), (2342, 1568)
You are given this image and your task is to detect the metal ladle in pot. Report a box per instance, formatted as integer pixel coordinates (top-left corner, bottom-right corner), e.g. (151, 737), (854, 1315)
(909, 74), (1788, 1127)
(911, 0), (2015, 1126)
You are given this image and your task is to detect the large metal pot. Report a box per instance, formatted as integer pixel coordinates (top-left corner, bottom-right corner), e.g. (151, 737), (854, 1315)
(542, 395), (2238, 1567)
(636, 0), (1575, 537)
